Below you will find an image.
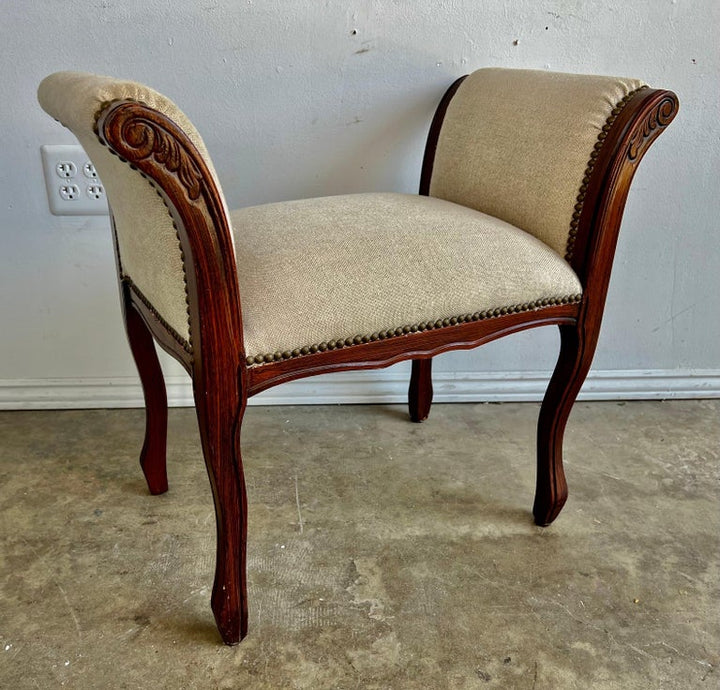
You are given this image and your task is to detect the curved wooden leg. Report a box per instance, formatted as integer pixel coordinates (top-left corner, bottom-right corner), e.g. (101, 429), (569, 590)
(534, 324), (594, 526)
(409, 358), (433, 422)
(123, 294), (168, 495)
(194, 376), (248, 645)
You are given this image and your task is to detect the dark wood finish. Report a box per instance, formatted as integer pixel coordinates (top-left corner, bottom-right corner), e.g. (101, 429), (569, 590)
(246, 304), (579, 394)
(121, 285), (169, 495)
(408, 74), (467, 421)
(93, 78), (678, 645)
(531, 88), (679, 525)
(409, 359), (433, 422)
(98, 101), (249, 644)
(419, 75), (467, 197)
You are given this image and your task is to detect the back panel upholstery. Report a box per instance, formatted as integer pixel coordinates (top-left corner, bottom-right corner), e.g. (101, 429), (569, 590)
(429, 68), (645, 259)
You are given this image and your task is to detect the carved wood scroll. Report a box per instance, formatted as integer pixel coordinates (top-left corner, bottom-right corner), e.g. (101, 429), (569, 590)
(627, 95), (678, 162)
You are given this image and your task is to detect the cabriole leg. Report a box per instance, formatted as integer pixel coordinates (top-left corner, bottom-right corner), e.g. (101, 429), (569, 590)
(534, 324), (593, 526)
(409, 358), (433, 423)
(194, 379), (248, 645)
(122, 293), (168, 495)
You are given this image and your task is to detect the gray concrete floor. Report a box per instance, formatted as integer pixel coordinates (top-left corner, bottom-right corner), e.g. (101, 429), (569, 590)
(0, 401), (718, 689)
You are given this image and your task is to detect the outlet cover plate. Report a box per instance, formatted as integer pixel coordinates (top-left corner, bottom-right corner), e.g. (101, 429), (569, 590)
(41, 145), (109, 216)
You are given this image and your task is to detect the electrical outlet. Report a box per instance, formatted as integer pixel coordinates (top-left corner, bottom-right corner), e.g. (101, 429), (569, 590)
(41, 145), (109, 216)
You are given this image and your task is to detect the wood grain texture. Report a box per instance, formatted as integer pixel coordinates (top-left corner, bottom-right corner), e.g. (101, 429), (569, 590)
(99, 101), (249, 644)
(533, 87), (679, 526)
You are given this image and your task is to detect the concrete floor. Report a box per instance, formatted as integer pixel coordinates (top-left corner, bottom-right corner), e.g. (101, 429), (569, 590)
(0, 401), (718, 689)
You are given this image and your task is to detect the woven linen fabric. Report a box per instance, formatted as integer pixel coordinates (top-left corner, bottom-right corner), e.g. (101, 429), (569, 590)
(430, 68), (645, 257)
(231, 193), (582, 359)
(38, 72), (230, 343)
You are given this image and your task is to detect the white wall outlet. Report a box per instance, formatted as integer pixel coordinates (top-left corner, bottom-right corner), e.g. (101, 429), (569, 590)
(41, 145), (109, 216)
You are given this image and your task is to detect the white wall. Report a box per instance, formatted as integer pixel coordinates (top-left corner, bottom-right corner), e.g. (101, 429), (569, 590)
(1, 1), (718, 407)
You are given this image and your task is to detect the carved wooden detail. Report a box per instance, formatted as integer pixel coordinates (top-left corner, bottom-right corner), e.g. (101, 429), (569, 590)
(88, 79), (678, 646)
(98, 98), (248, 644)
(564, 86), (648, 262)
(99, 101), (205, 201)
(627, 94), (678, 162)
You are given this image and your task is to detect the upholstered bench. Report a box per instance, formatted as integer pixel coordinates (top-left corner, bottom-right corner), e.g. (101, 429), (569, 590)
(38, 68), (678, 644)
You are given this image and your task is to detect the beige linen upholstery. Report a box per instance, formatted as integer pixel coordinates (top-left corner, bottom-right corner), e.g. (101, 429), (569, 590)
(37, 72), (229, 343)
(430, 69), (645, 257)
(230, 193), (582, 361)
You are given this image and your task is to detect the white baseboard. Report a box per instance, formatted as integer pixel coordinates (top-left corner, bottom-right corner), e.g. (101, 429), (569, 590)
(1, 369), (719, 410)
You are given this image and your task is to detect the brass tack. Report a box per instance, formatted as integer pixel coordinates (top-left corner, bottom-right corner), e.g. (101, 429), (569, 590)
(318, 343), (327, 351)
(309, 344), (319, 353)
(377, 331), (386, 339)
(292, 348), (301, 357)
(246, 356), (254, 365)
(345, 337), (354, 346)
(410, 324), (418, 332)
(282, 350), (292, 359)
(499, 307), (508, 315)
(351, 335), (361, 345)
(274, 352), (282, 361)
(361, 335), (370, 343)
(301, 346), (310, 355)
(434, 319), (443, 328)
(394, 327), (404, 336)
(264, 354), (274, 363)
(401, 325), (410, 334)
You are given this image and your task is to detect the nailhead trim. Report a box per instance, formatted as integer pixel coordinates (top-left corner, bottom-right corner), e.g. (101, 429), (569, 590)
(245, 293), (582, 366)
(93, 99), (194, 358)
(564, 85), (648, 263)
(124, 277), (192, 354)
